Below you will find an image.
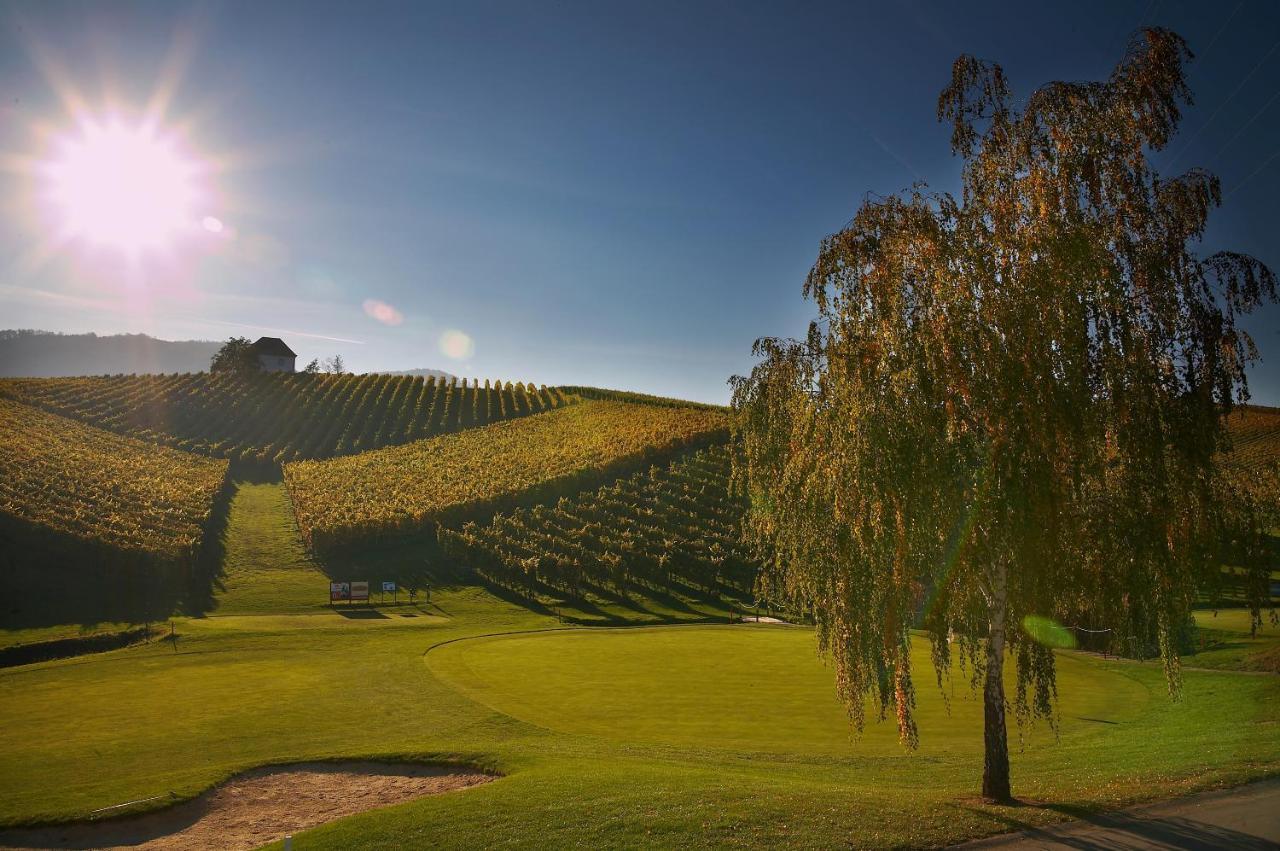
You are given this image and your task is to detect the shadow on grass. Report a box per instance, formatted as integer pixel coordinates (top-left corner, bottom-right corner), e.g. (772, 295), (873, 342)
(948, 795), (1276, 850)
(334, 608), (390, 619)
(0, 475), (235, 633)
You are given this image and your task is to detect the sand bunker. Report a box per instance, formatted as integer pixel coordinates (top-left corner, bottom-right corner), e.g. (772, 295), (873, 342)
(0, 761), (493, 851)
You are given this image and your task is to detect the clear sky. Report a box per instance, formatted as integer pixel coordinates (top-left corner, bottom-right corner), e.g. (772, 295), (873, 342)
(1, 0), (1278, 405)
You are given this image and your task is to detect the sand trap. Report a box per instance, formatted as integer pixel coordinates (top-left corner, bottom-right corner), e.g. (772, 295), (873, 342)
(0, 762), (493, 851)
(740, 615), (790, 624)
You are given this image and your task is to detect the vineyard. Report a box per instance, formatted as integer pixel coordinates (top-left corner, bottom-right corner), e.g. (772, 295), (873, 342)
(0, 397), (228, 560)
(0, 373), (575, 467)
(439, 445), (757, 602)
(285, 400), (729, 554)
(0, 398), (229, 627)
(1224, 404), (1280, 468)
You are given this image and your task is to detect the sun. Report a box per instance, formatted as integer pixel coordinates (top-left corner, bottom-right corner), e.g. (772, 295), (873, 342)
(43, 118), (206, 253)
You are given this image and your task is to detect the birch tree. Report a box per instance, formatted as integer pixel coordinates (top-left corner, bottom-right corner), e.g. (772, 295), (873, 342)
(730, 28), (1277, 802)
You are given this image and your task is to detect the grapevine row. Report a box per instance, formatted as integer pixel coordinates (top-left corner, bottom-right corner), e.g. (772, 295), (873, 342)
(439, 445), (758, 600)
(0, 398), (228, 562)
(0, 373), (575, 467)
(284, 400), (730, 555)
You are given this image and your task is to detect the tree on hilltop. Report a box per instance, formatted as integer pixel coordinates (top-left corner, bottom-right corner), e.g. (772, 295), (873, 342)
(731, 28), (1277, 803)
(209, 337), (261, 375)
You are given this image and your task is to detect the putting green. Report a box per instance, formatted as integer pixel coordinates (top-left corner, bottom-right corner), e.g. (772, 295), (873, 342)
(428, 624), (1151, 757)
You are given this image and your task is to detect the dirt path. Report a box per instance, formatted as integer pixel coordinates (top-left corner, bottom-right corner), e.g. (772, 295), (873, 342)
(0, 762), (493, 851)
(953, 777), (1280, 849)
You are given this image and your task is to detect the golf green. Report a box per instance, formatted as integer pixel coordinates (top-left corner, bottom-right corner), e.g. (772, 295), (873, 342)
(428, 624), (1151, 757)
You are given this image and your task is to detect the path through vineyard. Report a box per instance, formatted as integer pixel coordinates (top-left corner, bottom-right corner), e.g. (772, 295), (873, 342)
(212, 481), (328, 615)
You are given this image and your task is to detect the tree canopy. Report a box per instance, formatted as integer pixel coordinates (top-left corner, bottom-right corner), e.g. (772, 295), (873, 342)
(730, 28), (1277, 802)
(209, 337), (261, 375)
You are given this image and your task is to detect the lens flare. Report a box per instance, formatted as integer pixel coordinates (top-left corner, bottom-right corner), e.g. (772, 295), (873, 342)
(362, 298), (404, 326)
(439, 329), (474, 360)
(42, 118), (207, 253)
(1021, 615), (1077, 650)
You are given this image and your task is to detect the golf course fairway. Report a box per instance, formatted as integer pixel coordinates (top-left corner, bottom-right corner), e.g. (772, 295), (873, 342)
(427, 625), (1151, 757)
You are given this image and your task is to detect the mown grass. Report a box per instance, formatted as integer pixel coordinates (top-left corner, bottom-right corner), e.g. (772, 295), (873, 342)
(426, 626), (1151, 757)
(3, 589), (1277, 847)
(1188, 608), (1280, 673)
(0, 480), (1277, 848)
(211, 481), (329, 615)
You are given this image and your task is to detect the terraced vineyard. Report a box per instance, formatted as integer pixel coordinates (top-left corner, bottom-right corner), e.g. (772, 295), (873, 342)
(0, 397), (229, 627)
(0, 397), (228, 559)
(1224, 404), (1280, 468)
(0, 373), (575, 467)
(285, 400), (729, 555)
(440, 445), (756, 600)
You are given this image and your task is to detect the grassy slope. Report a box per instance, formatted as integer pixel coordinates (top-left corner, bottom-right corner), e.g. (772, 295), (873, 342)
(212, 481), (329, 615)
(2, 598), (1274, 849)
(1188, 608), (1280, 673)
(2, 538), (1277, 849)
(1, 446), (1277, 848)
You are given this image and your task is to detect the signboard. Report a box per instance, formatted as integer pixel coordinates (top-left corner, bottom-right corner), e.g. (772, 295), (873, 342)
(350, 581), (370, 602)
(382, 581), (396, 593)
(330, 582), (350, 602)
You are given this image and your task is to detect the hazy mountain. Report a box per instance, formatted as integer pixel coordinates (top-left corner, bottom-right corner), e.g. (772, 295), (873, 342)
(0, 330), (222, 377)
(376, 367), (457, 381)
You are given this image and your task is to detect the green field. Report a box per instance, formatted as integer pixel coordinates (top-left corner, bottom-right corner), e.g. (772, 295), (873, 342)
(428, 627), (1152, 757)
(212, 481), (328, 615)
(2, 494), (1277, 848)
(1189, 608), (1280, 673)
(2, 396), (1278, 848)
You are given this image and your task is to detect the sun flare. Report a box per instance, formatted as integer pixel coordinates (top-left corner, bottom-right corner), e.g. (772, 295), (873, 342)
(42, 119), (206, 253)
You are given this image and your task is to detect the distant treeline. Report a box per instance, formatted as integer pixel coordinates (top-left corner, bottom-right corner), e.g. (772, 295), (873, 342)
(0, 330), (222, 377)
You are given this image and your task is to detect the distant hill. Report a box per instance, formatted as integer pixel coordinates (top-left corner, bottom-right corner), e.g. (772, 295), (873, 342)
(376, 367), (457, 381)
(0, 372), (577, 468)
(0, 330), (221, 377)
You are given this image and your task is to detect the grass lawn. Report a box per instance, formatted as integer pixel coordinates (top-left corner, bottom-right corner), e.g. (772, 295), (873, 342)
(426, 626), (1151, 757)
(0, 480), (1277, 848)
(211, 481), (330, 615)
(1188, 608), (1280, 673)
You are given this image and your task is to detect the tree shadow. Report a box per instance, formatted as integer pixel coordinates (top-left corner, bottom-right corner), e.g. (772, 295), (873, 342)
(949, 796), (1277, 850)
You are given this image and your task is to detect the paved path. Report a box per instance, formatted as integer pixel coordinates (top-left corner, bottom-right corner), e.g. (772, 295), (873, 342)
(954, 778), (1280, 849)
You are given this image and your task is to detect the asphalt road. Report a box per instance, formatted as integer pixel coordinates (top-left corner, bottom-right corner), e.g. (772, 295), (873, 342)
(954, 778), (1280, 849)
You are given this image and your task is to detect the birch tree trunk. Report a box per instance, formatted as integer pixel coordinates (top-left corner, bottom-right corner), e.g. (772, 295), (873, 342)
(982, 559), (1012, 803)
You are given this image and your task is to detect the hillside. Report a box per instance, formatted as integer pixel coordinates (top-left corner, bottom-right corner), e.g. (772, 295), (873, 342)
(441, 445), (755, 614)
(377, 368), (457, 381)
(0, 372), (575, 468)
(1224, 404), (1280, 468)
(0, 398), (229, 627)
(285, 400), (729, 555)
(0, 330), (221, 377)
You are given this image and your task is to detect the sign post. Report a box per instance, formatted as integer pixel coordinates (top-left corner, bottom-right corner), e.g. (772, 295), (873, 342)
(351, 581), (369, 604)
(382, 580), (396, 605)
(330, 582), (350, 605)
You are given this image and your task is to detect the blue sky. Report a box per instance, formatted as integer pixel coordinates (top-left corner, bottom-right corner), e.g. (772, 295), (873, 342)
(1, 0), (1278, 404)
